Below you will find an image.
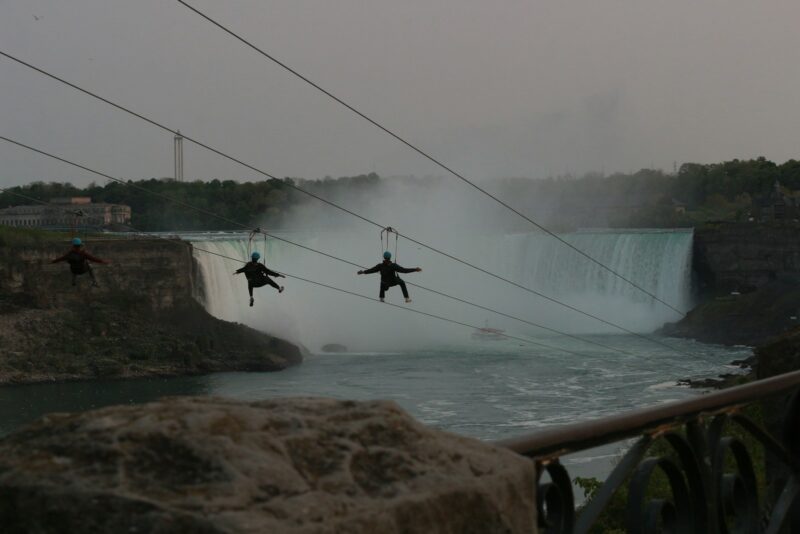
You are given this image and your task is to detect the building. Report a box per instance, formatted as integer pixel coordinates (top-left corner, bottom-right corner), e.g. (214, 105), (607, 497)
(0, 197), (131, 229)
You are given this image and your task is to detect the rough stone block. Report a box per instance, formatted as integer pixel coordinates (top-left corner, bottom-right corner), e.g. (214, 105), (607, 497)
(0, 397), (536, 533)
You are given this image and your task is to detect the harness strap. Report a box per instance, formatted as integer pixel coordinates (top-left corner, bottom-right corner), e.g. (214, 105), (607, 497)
(380, 226), (399, 261)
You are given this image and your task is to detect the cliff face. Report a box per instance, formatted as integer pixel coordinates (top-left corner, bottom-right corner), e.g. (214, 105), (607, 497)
(663, 222), (800, 346)
(1, 238), (200, 310)
(0, 235), (301, 384)
(693, 222), (800, 296)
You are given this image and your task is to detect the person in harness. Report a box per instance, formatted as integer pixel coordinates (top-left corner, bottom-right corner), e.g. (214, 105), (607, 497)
(51, 237), (109, 287)
(357, 251), (422, 303)
(234, 251), (285, 307)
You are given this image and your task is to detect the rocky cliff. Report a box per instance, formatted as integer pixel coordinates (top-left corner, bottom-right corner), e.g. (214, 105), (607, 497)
(693, 221), (800, 296)
(0, 231), (302, 384)
(663, 222), (800, 346)
(0, 397), (536, 533)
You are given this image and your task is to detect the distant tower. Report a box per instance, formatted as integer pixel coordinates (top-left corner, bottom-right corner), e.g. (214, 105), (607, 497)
(174, 130), (184, 182)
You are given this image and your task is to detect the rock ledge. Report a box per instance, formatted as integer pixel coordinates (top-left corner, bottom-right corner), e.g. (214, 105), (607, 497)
(0, 397), (535, 533)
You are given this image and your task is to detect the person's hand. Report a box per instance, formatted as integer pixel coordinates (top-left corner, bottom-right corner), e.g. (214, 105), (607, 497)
(233, 271), (239, 275)
(280, 274), (286, 278)
(416, 267), (422, 272)
(357, 270), (364, 275)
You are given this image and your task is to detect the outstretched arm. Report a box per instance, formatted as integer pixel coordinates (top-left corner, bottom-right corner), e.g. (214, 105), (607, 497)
(394, 264), (422, 274)
(82, 251), (109, 264)
(357, 264), (381, 275)
(261, 264), (285, 278)
(233, 265), (246, 275)
(51, 253), (69, 264)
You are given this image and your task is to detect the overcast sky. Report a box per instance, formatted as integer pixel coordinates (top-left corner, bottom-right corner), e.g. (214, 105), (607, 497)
(1, 0), (799, 188)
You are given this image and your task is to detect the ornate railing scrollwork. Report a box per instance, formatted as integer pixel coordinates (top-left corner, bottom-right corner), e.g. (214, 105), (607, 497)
(496, 369), (800, 533)
(713, 435), (759, 533)
(536, 461), (575, 534)
(625, 432), (703, 534)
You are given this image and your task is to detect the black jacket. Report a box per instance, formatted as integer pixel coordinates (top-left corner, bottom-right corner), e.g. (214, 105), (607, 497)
(236, 261), (280, 282)
(52, 247), (107, 273)
(362, 260), (417, 284)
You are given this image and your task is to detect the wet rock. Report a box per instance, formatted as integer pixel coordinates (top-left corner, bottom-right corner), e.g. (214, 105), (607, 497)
(321, 344), (347, 353)
(659, 279), (800, 346)
(0, 397), (536, 533)
(676, 374), (749, 389)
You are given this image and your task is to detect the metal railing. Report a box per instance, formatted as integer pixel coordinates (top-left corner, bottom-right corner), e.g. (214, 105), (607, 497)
(496, 369), (800, 533)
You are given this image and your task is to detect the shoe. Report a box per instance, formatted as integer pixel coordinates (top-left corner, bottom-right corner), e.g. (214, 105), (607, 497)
(279, 286), (284, 293)
(379, 298), (385, 302)
(249, 297), (254, 307)
(405, 298), (412, 303)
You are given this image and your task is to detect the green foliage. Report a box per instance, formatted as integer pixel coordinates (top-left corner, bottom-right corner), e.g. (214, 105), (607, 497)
(574, 475), (627, 533)
(0, 174), (382, 232)
(0, 226), (64, 247)
(1, 159), (795, 231)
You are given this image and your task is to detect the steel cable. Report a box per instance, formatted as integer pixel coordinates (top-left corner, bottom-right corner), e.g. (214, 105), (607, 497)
(175, 0), (686, 317)
(0, 51), (690, 352)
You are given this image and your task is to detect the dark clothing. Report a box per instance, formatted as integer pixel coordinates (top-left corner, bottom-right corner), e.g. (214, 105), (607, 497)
(52, 246), (105, 286)
(52, 247), (106, 274)
(362, 261), (417, 284)
(248, 276), (281, 297)
(235, 261), (281, 282)
(236, 261), (282, 297)
(381, 278), (409, 299)
(362, 260), (418, 299)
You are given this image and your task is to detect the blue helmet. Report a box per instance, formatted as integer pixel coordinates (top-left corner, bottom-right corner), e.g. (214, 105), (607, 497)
(383, 251), (392, 260)
(72, 237), (82, 246)
(251, 251), (261, 261)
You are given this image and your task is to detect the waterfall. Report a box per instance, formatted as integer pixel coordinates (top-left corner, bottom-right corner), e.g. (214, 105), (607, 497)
(191, 229), (693, 352)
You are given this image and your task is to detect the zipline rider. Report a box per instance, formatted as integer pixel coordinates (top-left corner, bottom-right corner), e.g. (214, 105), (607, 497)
(358, 251), (421, 303)
(51, 237), (109, 287)
(234, 251), (285, 307)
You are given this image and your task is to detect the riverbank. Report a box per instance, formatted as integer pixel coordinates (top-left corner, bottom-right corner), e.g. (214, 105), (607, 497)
(0, 229), (302, 384)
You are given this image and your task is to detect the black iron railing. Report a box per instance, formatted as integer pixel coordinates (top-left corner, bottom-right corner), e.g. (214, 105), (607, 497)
(495, 370), (800, 533)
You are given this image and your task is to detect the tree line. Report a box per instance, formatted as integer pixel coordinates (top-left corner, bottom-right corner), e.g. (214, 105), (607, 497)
(2, 158), (799, 231)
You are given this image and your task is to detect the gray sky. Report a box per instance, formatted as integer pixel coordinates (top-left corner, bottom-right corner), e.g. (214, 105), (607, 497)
(1, 0), (799, 188)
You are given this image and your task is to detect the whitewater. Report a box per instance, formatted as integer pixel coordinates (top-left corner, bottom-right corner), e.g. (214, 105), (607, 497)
(192, 228), (696, 351)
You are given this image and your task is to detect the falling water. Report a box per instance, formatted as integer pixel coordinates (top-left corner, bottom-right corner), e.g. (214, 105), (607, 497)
(190, 229), (693, 352)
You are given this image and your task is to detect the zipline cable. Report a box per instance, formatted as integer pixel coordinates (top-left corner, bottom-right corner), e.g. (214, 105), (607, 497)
(0, 140), (695, 358)
(0, 187), (600, 359)
(175, 0), (686, 318)
(0, 151), (656, 358)
(0, 51), (687, 348)
(0, 187), (715, 370)
(0, 171), (635, 357)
